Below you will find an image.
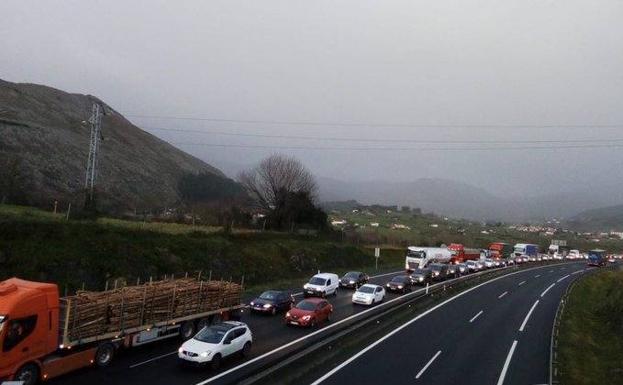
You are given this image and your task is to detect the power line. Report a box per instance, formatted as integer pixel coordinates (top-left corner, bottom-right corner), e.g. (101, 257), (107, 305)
(171, 142), (623, 151)
(125, 113), (622, 129)
(144, 125), (623, 145)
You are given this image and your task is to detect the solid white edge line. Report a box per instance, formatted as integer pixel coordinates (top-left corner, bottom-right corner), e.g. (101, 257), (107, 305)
(557, 274), (570, 283)
(308, 264), (565, 385)
(519, 300), (540, 332)
(498, 291), (508, 299)
(571, 270), (583, 275)
(518, 281), (526, 286)
(496, 340), (518, 385)
(415, 350), (442, 379)
(540, 283), (556, 298)
(129, 351), (178, 369)
(535, 275), (541, 278)
(469, 310), (484, 323)
(193, 262), (577, 385)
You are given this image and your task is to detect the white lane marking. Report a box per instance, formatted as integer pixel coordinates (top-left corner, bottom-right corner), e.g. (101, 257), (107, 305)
(519, 300), (540, 332)
(571, 270), (583, 275)
(308, 264), (563, 385)
(541, 283), (556, 298)
(557, 274), (570, 283)
(129, 352), (177, 368)
(535, 274), (541, 278)
(548, 270), (554, 273)
(292, 270), (403, 297)
(518, 281), (526, 286)
(197, 262), (573, 385)
(469, 310), (484, 323)
(415, 350), (442, 379)
(496, 340), (518, 385)
(498, 291), (508, 299)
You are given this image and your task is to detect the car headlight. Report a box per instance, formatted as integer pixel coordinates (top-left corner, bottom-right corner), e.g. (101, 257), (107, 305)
(386, 283), (390, 287)
(178, 347), (184, 354)
(263, 303), (272, 309)
(418, 277), (424, 281)
(250, 301), (255, 306)
(303, 284), (309, 289)
(200, 351), (211, 358)
(397, 285), (403, 289)
(302, 315), (311, 321)
(349, 280), (355, 284)
(286, 312), (291, 317)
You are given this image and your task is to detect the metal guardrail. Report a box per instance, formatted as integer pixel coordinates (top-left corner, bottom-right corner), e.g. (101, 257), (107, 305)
(205, 263), (562, 385)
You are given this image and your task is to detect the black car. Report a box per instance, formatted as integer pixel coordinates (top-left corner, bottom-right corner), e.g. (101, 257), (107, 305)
(385, 275), (412, 294)
(447, 264), (459, 277)
(409, 268), (433, 285)
(429, 263), (450, 281)
(339, 271), (369, 289)
(249, 290), (294, 315)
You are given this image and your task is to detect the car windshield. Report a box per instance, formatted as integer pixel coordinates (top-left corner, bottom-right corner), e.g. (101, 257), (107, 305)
(413, 269), (428, 274)
(467, 261), (475, 265)
(259, 291), (278, 300)
(309, 277), (326, 285)
(194, 325), (228, 344)
(431, 265), (442, 271)
(343, 272), (359, 279)
(296, 301), (317, 311)
(357, 286), (375, 294)
(391, 276), (407, 283)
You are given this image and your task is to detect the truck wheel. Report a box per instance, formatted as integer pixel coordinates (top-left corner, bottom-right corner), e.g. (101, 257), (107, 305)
(241, 341), (252, 358)
(95, 343), (115, 367)
(197, 318), (210, 331)
(211, 354), (222, 370)
(180, 321), (196, 340)
(15, 363), (39, 385)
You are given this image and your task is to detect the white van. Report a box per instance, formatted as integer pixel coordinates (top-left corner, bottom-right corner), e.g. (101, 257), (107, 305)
(303, 273), (339, 297)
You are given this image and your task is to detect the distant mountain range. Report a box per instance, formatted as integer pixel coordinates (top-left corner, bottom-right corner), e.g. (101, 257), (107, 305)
(564, 205), (623, 232)
(317, 177), (623, 225)
(0, 79), (236, 213)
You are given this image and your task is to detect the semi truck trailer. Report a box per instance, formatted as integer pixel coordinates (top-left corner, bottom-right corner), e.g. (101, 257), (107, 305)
(447, 243), (481, 264)
(0, 276), (243, 385)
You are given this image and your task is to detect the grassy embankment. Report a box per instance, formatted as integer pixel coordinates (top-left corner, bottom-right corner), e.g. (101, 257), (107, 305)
(558, 268), (623, 384)
(0, 205), (403, 294)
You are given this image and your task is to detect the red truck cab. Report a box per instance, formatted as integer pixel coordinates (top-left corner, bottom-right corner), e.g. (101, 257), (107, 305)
(448, 244), (480, 264)
(0, 278), (60, 384)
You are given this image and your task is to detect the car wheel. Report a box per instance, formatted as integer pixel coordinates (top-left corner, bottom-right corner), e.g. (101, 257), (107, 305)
(95, 343), (115, 367)
(242, 341), (252, 358)
(211, 354), (222, 370)
(15, 363), (39, 385)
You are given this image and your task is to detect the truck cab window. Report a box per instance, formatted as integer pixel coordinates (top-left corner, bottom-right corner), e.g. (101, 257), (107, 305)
(2, 315), (37, 352)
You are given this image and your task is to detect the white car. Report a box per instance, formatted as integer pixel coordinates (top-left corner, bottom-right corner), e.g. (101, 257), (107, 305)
(466, 260), (479, 272)
(352, 284), (385, 306)
(178, 321), (252, 369)
(303, 273), (339, 297)
(483, 259), (495, 269)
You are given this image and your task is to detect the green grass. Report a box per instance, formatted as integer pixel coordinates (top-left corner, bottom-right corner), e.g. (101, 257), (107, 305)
(558, 268), (623, 384)
(0, 204), (403, 294)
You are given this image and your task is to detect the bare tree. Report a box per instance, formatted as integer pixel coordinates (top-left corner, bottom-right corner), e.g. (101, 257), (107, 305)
(238, 154), (317, 211)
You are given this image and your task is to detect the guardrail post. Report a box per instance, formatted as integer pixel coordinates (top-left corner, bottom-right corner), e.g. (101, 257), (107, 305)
(426, 282), (429, 295)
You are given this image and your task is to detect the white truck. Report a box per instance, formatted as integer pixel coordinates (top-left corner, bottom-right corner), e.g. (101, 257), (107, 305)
(405, 247), (453, 272)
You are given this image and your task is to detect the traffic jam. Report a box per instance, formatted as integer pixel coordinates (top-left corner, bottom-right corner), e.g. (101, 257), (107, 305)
(175, 243), (618, 369)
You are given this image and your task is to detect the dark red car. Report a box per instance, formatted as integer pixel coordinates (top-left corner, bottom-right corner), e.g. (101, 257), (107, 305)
(285, 298), (333, 327)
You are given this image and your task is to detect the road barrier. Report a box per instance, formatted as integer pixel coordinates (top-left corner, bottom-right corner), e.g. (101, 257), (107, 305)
(200, 262), (569, 385)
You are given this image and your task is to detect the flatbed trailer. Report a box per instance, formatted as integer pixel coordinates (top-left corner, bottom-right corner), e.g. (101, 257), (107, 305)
(0, 276), (243, 385)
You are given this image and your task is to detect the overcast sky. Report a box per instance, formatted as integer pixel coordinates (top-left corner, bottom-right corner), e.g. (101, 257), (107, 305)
(2, 0), (622, 197)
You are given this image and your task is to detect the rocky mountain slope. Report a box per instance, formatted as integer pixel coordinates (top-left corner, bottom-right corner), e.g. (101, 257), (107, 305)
(0, 79), (231, 213)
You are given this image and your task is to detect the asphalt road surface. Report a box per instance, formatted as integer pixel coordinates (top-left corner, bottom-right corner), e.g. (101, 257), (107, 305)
(312, 261), (589, 385)
(48, 269), (406, 385)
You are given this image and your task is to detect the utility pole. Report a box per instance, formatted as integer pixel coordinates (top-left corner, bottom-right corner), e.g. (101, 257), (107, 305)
(85, 103), (103, 210)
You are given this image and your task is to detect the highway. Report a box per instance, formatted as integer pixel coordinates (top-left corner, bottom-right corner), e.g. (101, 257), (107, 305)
(46, 262), (587, 385)
(47, 269), (407, 385)
(311, 262), (589, 385)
